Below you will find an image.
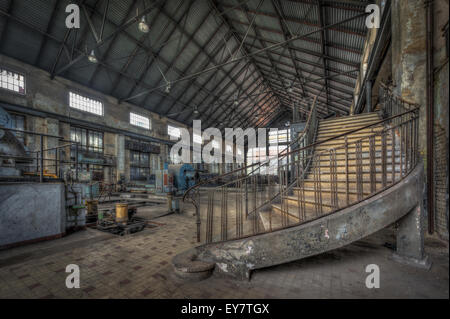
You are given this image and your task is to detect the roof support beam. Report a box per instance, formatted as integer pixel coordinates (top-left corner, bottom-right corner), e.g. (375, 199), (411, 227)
(121, 0), (194, 104)
(242, 41), (358, 79)
(88, 1), (139, 88)
(221, 4), (366, 37)
(120, 10), (367, 103)
(0, 0), (13, 51)
(34, 0), (61, 66)
(237, 32), (360, 68)
(271, 0), (307, 96)
(317, 0), (330, 111)
(53, 0), (166, 77)
(254, 57), (357, 88)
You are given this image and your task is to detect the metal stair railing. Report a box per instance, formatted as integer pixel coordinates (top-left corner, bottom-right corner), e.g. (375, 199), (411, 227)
(184, 84), (420, 244)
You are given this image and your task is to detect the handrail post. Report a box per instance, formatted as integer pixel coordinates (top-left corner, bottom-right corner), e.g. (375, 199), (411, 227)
(196, 202), (201, 243)
(40, 135), (44, 183)
(75, 142), (79, 182)
(55, 147), (59, 178)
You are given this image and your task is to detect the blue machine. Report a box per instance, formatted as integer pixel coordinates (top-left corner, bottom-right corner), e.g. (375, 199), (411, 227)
(168, 164), (196, 192)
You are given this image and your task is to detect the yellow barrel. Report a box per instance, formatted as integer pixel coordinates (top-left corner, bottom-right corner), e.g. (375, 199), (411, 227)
(115, 203), (128, 223)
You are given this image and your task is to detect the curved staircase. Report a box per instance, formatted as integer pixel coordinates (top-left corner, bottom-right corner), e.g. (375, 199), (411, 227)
(173, 85), (427, 280)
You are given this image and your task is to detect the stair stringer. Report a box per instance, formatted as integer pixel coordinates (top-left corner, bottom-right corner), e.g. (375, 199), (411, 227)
(173, 162), (424, 281)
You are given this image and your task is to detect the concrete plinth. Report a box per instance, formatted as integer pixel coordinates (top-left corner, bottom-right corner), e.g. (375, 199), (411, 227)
(393, 204), (432, 269)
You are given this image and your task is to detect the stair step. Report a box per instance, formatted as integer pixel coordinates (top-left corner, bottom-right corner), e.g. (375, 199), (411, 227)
(319, 119), (381, 130)
(314, 167), (404, 175)
(300, 180), (390, 187)
(259, 210), (300, 231)
(271, 203), (331, 219)
(315, 142), (394, 152)
(314, 151), (403, 158)
(320, 113), (380, 125)
(316, 134), (389, 144)
(315, 159), (403, 167)
(317, 127), (385, 138)
(293, 187), (371, 196)
(283, 195), (350, 209)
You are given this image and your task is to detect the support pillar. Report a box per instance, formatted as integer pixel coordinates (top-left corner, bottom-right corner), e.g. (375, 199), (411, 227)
(393, 167), (431, 269)
(393, 204), (431, 269)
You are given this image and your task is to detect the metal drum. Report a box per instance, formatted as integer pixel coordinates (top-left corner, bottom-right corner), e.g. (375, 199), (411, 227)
(115, 203), (128, 223)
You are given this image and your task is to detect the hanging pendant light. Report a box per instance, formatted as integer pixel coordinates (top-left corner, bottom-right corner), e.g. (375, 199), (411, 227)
(88, 50), (98, 63)
(165, 82), (171, 94)
(138, 16), (150, 33)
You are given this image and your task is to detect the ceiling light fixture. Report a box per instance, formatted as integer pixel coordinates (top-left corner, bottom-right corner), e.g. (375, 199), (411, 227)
(287, 87), (293, 93)
(88, 50), (98, 63)
(193, 106), (199, 115)
(138, 16), (150, 33)
(165, 82), (171, 94)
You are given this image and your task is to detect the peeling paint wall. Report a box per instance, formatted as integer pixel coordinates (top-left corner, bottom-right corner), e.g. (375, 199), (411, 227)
(391, 0), (427, 155)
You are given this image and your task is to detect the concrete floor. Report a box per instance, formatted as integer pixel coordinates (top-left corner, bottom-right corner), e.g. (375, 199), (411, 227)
(0, 203), (448, 299)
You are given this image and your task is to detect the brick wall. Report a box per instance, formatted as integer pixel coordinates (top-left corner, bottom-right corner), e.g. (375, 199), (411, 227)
(434, 125), (448, 238)
(432, 0), (449, 239)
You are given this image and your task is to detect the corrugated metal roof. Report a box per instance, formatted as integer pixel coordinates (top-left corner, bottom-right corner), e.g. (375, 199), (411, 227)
(0, 0), (371, 127)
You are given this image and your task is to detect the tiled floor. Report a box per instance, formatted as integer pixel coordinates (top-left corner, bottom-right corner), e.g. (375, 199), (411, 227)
(0, 208), (448, 299)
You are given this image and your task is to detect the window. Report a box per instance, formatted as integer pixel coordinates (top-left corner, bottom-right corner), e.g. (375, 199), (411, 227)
(246, 147), (267, 174)
(269, 129), (291, 145)
(9, 114), (25, 143)
(70, 127), (104, 154)
(130, 151), (150, 181)
(126, 138), (160, 181)
(168, 125), (181, 139)
(267, 145), (290, 175)
(69, 92), (103, 116)
(0, 68), (25, 94)
(130, 112), (150, 130)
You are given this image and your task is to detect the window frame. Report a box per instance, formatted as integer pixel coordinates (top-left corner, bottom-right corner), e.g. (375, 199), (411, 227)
(0, 67), (26, 95)
(130, 112), (151, 130)
(68, 91), (104, 116)
(70, 126), (104, 154)
(168, 124), (181, 139)
(127, 138), (158, 181)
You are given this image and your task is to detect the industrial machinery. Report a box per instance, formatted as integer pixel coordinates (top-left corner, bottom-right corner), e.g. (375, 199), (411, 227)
(168, 164), (196, 194)
(0, 106), (32, 178)
(155, 166), (173, 193)
(96, 203), (148, 236)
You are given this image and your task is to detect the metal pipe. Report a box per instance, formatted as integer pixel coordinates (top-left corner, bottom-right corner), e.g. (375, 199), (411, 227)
(426, 0), (435, 234)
